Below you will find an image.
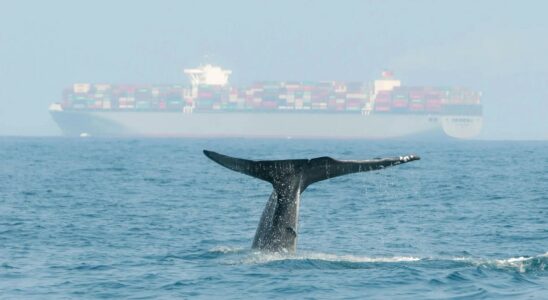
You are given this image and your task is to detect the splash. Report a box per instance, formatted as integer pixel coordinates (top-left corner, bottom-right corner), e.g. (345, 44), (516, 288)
(237, 251), (421, 265)
(450, 253), (548, 273)
(210, 247), (547, 274)
(208, 246), (246, 254)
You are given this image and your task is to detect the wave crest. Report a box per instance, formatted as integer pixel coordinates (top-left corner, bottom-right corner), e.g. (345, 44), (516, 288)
(489, 252), (548, 273)
(208, 246), (547, 273)
(208, 246), (246, 254)
(239, 251), (421, 266)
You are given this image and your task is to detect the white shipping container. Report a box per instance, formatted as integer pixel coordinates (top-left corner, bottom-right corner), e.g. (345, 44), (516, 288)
(335, 86), (347, 93)
(73, 83), (91, 94)
(312, 103), (327, 109)
(346, 93), (367, 99)
(94, 84), (111, 92)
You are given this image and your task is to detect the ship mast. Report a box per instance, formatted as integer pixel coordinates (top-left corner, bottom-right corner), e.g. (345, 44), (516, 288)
(369, 70), (401, 114)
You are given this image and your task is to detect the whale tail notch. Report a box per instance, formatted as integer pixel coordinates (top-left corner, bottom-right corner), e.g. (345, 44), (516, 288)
(203, 150), (308, 185)
(203, 150), (419, 189)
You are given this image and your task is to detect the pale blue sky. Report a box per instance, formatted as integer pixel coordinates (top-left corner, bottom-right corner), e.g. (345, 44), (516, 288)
(0, 0), (547, 138)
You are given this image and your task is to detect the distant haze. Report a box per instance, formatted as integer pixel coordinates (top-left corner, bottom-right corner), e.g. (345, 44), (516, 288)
(0, 0), (547, 139)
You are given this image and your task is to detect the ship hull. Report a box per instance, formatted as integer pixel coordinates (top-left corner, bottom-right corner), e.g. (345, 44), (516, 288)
(50, 110), (482, 139)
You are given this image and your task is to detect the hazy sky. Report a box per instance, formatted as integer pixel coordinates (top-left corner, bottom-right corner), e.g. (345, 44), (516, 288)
(0, 0), (547, 139)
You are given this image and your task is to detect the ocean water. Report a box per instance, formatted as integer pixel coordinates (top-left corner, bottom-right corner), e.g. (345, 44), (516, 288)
(1, 137), (547, 299)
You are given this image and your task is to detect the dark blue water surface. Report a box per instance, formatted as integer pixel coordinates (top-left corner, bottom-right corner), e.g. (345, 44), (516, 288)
(1, 138), (547, 299)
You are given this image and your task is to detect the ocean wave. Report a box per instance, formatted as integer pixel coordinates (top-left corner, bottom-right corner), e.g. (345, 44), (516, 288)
(448, 252), (547, 273)
(483, 252), (547, 273)
(210, 247), (547, 273)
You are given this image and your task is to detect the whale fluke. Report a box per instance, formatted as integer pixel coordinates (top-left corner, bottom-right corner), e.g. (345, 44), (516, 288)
(203, 150), (419, 188)
(203, 150), (420, 252)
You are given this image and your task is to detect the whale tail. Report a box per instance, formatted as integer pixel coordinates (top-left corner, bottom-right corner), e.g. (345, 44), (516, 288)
(203, 150), (419, 189)
(204, 149), (420, 253)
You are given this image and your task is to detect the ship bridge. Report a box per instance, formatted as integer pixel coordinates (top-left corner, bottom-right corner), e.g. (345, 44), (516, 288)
(184, 64), (232, 87)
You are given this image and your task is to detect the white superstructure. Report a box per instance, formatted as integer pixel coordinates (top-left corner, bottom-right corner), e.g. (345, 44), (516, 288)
(184, 64), (232, 87)
(373, 70), (401, 95)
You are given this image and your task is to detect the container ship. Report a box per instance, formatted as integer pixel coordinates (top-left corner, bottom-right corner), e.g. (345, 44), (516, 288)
(49, 65), (483, 139)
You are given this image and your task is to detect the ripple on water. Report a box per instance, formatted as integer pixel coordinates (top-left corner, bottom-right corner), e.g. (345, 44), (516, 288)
(1, 138), (547, 299)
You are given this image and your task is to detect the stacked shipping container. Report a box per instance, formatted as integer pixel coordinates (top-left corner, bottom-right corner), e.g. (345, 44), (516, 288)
(61, 81), (481, 115)
(373, 86), (480, 115)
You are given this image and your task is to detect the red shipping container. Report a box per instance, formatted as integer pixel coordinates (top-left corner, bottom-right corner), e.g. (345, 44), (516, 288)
(392, 99), (408, 108)
(261, 101), (278, 109)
